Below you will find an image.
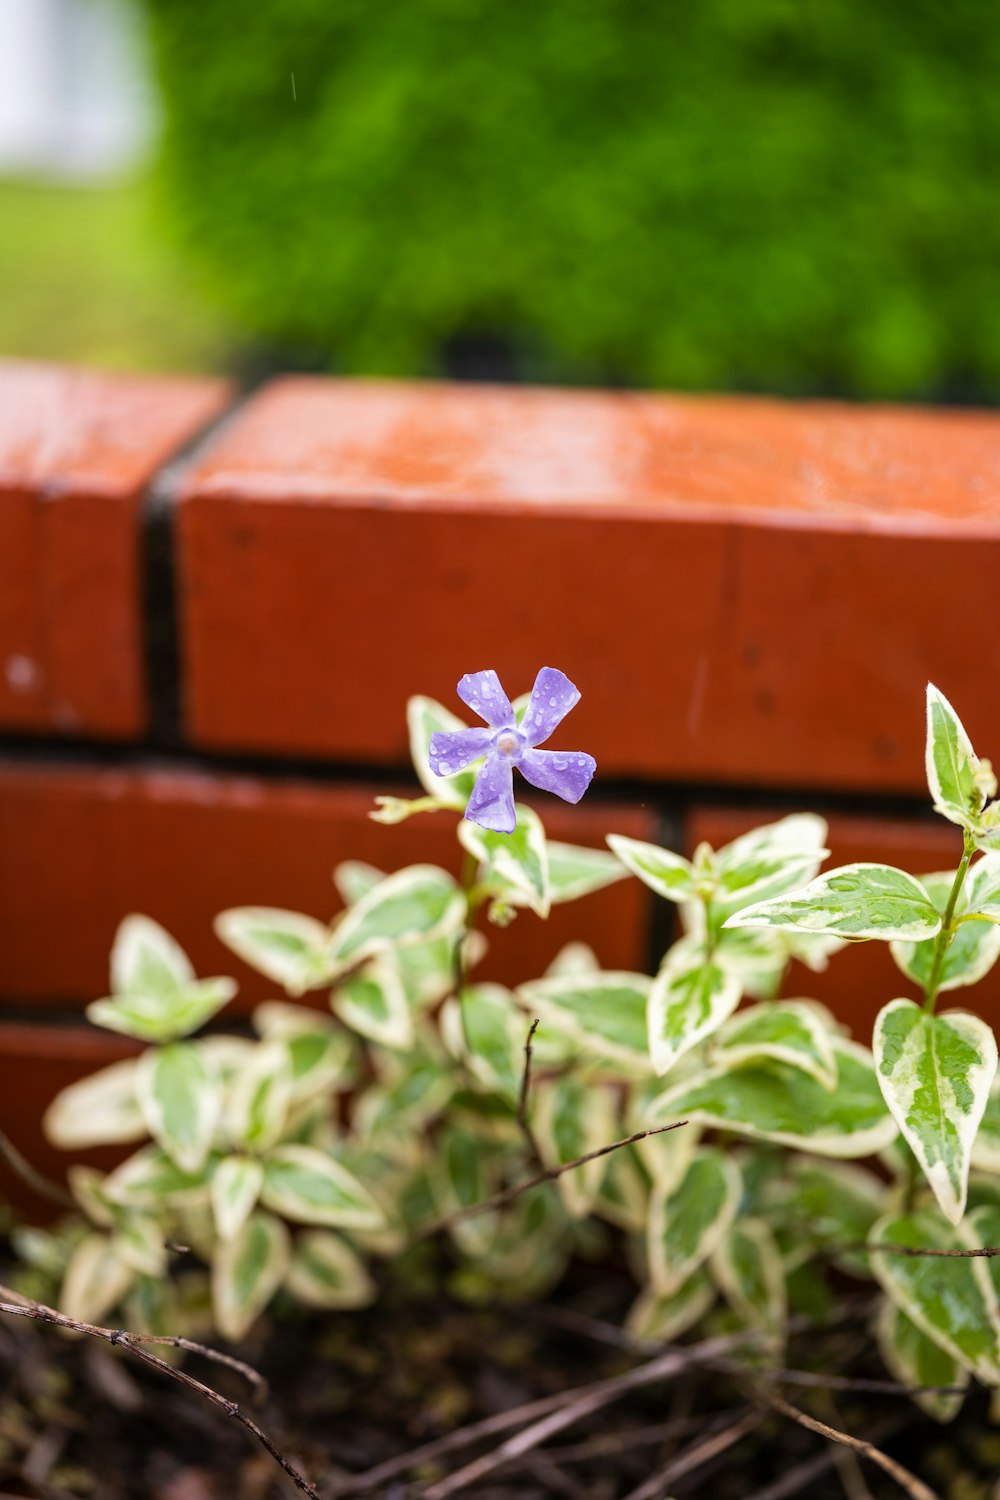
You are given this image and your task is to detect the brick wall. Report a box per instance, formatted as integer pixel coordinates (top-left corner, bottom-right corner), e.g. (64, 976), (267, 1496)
(4, 358), (1000, 1206)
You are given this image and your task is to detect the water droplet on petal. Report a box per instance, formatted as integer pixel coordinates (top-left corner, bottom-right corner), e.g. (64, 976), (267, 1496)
(439, 761), (451, 775)
(549, 696), (557, 707)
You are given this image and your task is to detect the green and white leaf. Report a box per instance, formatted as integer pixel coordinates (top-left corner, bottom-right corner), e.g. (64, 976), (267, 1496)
(260, 1145), (384, 1230)
(516, 972), (652, 1073)
(459, 805), (550, 917)
(786, 1159), (885, 1276)
(546, 841), (629, 904)
(111, 915), (193, 999)
(136, 1043), (221, 1174)
(971, 1076), (1000, 1173)
(606, 834), (696, 904)
(712, 815), (829, 919)
(353, 1052), (453, 1137)
(448, 984), (524, 1105)
(710, 1217), (786, 1346)
(284, 1027), (354, 1102)
(533, 1075), (616, 1218)
(43, 1058), (145, 1149)
(222, 1040), (294, 1152)
(891, 872), (1000, 992)
(333, 860), (385, 908)
(394, 931), (482, 1009)
(648, 1038), (898, 1159)
(328, 865), (465, 966)
(67, 1166), (115, 1228)
(215, 907), (336, 996)
(332, 959), (414, 1050)
(60, 1233), (135, 1325)
(545, 942), (600, 979)
(432, 1127), (500, 1258)
(112, 1214), (167, 1278)
(726, 863), (941, 943)
(593, 1146), (649, 1232)
(925, 683), (985, 830)
(869, 1209), (1000, 1384)
(876, 1299), (969, 1422)
(648, 936), (742, 1075)
(103, 1145), (213, 1208)
(963, 852), (1000, 924)
(873, 998), (997, 1224)
(211, 1156), (264, 1242)
(714, 928), (788, 1001)
(88, 980), (235, 1043)
(647, 1150), (742, 1296)
(212, 1211), (291, 1342)
(407, 694), (478, 807)
(714, 1000), (838, 1090)
(285, 1230), (376, 1310)
(625, 1270), (716, 1344)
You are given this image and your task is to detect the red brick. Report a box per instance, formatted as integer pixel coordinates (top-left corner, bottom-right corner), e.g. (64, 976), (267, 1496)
(0, 762), (655, 1012)
(178, 377), (1000, 793)
(0, 1023), (138, 1216)
(686, 806), (994, 1038)
(0, 361), (231, 738)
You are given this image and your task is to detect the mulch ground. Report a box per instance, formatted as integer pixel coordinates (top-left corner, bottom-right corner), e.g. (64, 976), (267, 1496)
(0, 1263), (997, 1500)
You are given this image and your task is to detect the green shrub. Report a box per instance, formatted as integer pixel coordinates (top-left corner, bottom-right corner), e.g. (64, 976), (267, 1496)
(146, 0), (1000, 396)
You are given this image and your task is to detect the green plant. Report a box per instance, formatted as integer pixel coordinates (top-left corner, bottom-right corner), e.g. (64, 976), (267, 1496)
(145, 0), (1000, 396)
(21, 676), (1000, 1435)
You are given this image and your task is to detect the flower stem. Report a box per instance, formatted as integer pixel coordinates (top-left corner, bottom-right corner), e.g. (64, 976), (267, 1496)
(922, 830), (977, 1015)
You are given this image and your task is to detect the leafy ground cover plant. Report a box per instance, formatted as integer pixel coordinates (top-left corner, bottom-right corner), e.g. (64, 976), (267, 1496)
(8, 673), (1000, 1493)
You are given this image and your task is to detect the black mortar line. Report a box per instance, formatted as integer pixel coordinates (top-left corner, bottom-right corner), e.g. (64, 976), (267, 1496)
(139, 389), (256, 750)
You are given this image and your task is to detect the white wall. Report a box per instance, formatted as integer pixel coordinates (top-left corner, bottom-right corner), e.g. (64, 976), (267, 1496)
(0, 0), (157, 180)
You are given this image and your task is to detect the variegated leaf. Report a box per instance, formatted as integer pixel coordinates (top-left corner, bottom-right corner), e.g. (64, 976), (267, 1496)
(332, 959), (414, 1050)
(710, 1217), (786, 1348)
(648, 1150), (742, 1296)
(212, 1211), (290, 1342)
(648, 1038), (897, 1159)
(223, 1040), (295, 1152)
(869, 1209), (1000, 1384)
(451, 983), (524, 1104)
(135, 1043), (221, 1175)
(891, 871), (1000, 992)
(260, 1145), (384, 1230)
(215, 907), (336, 996)
(605, 834), (696, 904)
(546, 841), (628, 903)
(103, 1145), (213, 1208)
(515, 971), (652, 1073)
(328, 865), (465, 966)
(971, 1075), (1000, 1173)
(211, 1156), (264, 1242)
(533, 1074), (617, 1218)
(876, 1299), (969, 1423)
(112, 1214), (167, 1278)
(648, 936), (742, 1075)
(458, 805), (550, 917)
(726, 863), (941, 943)
(625, 1271), (716, 1343)
(873, 999), (997, 1223)
(714, 1000), (838, 1090)
(43, 1058), (145, 1149)
(111, 915), (193, 998)
(285, 1230), (376, 1309)
(60, 1232), (135, 1325)
(925, 683), (985, 830)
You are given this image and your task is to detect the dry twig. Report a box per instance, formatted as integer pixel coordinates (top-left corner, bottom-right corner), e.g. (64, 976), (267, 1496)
(757, 1389), (941, 1500)
(620, 1408), (763, 1500)
(0, 1285), (314, 1495)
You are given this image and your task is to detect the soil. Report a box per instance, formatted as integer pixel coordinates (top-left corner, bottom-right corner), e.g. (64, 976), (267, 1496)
(0, 1264), (997, 1500)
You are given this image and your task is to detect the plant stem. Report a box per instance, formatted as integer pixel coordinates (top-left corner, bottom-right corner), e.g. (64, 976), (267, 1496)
(922, 831), (976, 1015)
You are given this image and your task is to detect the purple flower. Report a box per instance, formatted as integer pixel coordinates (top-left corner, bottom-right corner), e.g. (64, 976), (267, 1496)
(429, 668), (596, 835)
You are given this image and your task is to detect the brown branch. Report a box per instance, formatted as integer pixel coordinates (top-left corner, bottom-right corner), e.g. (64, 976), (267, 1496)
(425, 1120), (687, 1234)
(757, 1389), (941, 1500)
(418, 1328), (759, 1500)
(333, 1326), (755, 1496)
(517, 1017), (542, 1161)
(620, 1408), (763, 1500)
(0, 1128), (74, 1209)
(0, 1287), (314, 1495)
(867, 1241), (1000, 1259)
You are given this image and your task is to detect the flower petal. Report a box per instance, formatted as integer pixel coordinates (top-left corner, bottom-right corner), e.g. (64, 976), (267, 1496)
(521, 667), (581, 747)
(428, 727), (493, 778)
(456, 671), (515, 729)
(518, 748), (596, 805)
(466, 755), (516, 834)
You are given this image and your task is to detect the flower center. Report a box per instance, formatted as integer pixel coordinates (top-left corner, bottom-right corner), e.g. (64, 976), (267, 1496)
(492, 728), (524, 760)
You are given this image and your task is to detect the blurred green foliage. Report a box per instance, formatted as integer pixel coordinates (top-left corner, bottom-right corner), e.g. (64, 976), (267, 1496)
(0, 181), (232, 373)
(146, 0), (1000, 396)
